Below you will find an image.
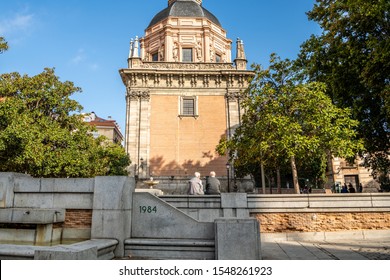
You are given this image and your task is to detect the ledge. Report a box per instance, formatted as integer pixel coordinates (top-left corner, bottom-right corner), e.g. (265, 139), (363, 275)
(0, 239), (118, 260)
(0, 208), (65, 224)
(135, 189), (164, 196)
(249, 207), (390, 213)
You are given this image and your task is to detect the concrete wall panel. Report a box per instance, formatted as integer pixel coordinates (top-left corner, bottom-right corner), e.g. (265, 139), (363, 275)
(132, 192), (214, 239)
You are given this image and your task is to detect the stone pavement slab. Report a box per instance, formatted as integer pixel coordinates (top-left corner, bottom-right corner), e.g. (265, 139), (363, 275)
(261, 240), (390, 260)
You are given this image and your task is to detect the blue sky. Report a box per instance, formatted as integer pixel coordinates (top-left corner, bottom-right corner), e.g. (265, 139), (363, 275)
(0, 0), (320, 133)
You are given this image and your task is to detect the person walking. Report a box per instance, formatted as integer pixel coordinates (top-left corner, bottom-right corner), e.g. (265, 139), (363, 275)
(205, 171), (221, 195)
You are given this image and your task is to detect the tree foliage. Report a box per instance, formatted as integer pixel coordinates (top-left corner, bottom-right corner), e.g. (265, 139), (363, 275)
(0, 37), (8, 53)
(217, 54), (363, 193)
(297, 0), (390, 177)
(0, 68), (130, 177)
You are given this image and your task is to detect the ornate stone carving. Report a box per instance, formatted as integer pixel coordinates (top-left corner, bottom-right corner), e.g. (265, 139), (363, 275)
(209, 42), (215, 62)
(159, 43), (164, 61)
(166, 74), (173, 87)
(154, 73), (161, 86)
(236, 38), (245, 59)
(215, 74), (222, 87)
(142, 73), (149, 86)
(196, 41), (203, 62)
(128, 90), (150, 100)
(238, 74), (245, 87)
(222, 51), (227, 63)
(123, 69), (253, 91)
(225, 91), (242, 101)
(179, 74), (185, 87)
(139, 62), (235, 70)
(127, 73), (137, 86)
(172, 41), (179, 62)
(203, 74), (210, 87)
(191, 74), (198, 87)
(227, 74), (234, 87)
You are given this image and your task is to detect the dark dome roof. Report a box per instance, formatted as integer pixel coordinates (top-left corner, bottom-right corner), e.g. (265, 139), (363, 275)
(148, 0), (221, 28)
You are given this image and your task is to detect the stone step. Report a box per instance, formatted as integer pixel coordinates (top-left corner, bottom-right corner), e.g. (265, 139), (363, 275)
(124, 238), (215, 260)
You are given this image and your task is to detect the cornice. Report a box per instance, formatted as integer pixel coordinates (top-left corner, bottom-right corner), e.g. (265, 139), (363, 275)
(134, 62), (236, 70)
(120, 61), (254, 92)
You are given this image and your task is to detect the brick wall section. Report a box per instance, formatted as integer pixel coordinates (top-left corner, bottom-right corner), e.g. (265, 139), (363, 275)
(150, 95), (228, 177)
(253, 212), (390, 233)
(64, 209), (92, 229)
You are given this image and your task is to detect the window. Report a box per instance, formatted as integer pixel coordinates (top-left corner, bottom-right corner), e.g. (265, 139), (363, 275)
(180, 96), (198, 117)
(183, 98), (195, 115)
(152, 52), (159, 61)
(216, 54), (222, 63)
(182, 48), (193, 62)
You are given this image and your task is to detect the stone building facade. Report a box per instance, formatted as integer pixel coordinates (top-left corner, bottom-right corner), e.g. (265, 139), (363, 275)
(119, 0), (254, 181)
(83, 112), (124, 144)
(326, 156), (378, 193)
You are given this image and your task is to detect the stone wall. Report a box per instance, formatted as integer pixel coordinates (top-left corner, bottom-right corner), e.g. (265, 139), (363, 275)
(0, 173), (134, 251)
(2, 172), (390, 259)
(254, 212), (390, 233)
(250, 194), (390, 240)
(162, 193), (390, 236)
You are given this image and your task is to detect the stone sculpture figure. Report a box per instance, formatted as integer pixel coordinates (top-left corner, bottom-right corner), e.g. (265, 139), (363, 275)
(173, 41), (179, 62)
(196, 41), (203, 62)
(159, 43), (165, 61)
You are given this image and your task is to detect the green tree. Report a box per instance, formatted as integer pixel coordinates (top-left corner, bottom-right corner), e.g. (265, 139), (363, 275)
(297, 0), (390, 178)
(0, 68), (130, 177)
(98, 142), (131, 176)
(217, 54), (363, 194)
(0, 37), (8, 53)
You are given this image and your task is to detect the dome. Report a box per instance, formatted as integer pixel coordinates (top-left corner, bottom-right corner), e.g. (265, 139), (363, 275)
(148, 0), (221, 28)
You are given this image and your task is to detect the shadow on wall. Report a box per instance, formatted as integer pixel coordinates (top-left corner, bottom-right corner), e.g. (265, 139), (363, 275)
(149, 153), (228, 177)
(148, 130), (234, 177)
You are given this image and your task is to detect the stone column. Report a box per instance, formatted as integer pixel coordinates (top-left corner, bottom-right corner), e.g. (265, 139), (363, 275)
(215, 218), (261, 260)
(91, 176), (135, 257)
(125, 90), (150, 178)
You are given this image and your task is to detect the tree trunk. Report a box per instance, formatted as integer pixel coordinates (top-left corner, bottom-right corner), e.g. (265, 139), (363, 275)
(290, 156), (300, 194)
(276, 167), (281, 194)
(261, 163), (266, 194)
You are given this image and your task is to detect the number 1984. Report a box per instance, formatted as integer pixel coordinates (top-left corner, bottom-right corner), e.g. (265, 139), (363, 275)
(139, 206), (157, 213)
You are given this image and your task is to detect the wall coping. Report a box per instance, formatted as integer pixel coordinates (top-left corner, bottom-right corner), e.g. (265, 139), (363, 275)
(0, 208), (65, 224)
(0, 239), (118, 260)
(161, 193), (390, 213)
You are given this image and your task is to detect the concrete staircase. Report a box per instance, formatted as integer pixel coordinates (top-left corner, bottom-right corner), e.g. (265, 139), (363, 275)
(126, 192), (215, 259)
(126, 192), (260, 260)
(124, 238), (215, 259)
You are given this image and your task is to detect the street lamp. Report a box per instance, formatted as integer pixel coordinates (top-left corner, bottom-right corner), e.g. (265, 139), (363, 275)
(226, 162), (230, 192)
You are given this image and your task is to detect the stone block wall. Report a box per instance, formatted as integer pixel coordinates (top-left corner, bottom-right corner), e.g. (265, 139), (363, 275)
(253, 212), (390, 233)
(2, 172), (390, 259)
(246, 194), (390, 238)
(0, 173), (135, 251)
(162, 193), (390, 237)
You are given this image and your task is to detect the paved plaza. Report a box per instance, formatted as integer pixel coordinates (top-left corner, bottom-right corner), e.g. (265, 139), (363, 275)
(261, 239), (390, 260)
